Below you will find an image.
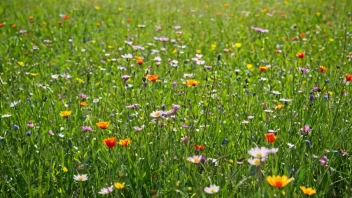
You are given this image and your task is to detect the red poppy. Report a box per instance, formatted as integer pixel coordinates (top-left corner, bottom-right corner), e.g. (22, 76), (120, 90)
(137, 59), (143, 65)
(194, 145), (205, 151)
(346, 74), (352, 82)
(265, 133), (276, 143)
(103, 137), (117, 148)
(319, 66), (327, 72)
(296, 52), (305, 59)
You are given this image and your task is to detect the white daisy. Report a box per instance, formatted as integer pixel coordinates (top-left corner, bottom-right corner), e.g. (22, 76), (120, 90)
(73, 174), (88, 182)
(187, 155), (202, 164)
(98, 185), (114, 194)
(204, 184), (220, 194)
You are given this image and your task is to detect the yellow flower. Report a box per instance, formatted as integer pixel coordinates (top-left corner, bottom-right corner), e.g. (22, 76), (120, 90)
(114, 182), (125, 190)
(224, 3), (229, 7)
(300, 186), (317, 196)
(118, 7), (123, 11)
(62, 167), (68, 172)
(95, 5), (100, 10)
(196, 49), (201, 54)
(18, 62), (25, 67)
(211, 44), (216, 50)
(108, 45), (114, 49)
(247, 64), (253, 71)
(172, 49), (177, 54)
(76, 78), (84, 83)
(262, 8), (268, 13)
(60, 111), (72, 118)
(329, 38), (334, 42)
(183, 80), (199, 87)
(30, 73), (38, 77)
(229, 159), (234, 164)
(275, 104), (285, 110)
(316, 12), (321, 16)
(234, 43), (242, 48)
(267, 175), (293, 188)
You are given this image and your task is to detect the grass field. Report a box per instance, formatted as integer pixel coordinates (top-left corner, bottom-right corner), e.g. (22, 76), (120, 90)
(1, 0), (352, 197)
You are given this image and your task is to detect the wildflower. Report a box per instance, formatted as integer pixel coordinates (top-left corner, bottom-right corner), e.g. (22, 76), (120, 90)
(121, 53), (133, 59)
(319, 155), (328, 166)
(300, 125), (311, 133)
(81, 126), (93, 132)
(247, 158), (262, 166)
(345, 74), (352, 81)
(80, 102), (88, 107)
(194, 145), (205, 151)
(265, 133), (276, 143)
(248, 147), (278, 158)
(146, 74), (159, 82)
(183, 80), (199, 87)
(119, 138), (131, 147)
(150, 111), (163, 118)
(297, 52), (305, 59)
(73, 174), (88, 182)
(62, 167), (68, 172)
(103, 137), (117, 148)
(204, 184), (220, 194)
(319, 66), (327, 72)
(247, 64), (253, 70)
(234, 43), (242, 48)
(136, 59), (143, 65)
(95, 5), (100, 10)
(267, 175), (293, 188)
(99, 185), (114, 194)
(114, 182), (125, 190)
(275, 104), (285, 110)
(26, 131), (31, 136)
(60, 111), (72, 118)
(259, 66), (267, 72)
(18, 62), (25, 67)
(251, 26), (269, 33)
(96, 121), (110, 129)
(187, 155), (202, 164)
(13, 125), (20, 130)
(300, 186), (317, 196)
(121, 75), (131, 82)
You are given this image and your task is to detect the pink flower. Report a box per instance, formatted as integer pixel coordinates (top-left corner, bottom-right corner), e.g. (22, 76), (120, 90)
(251, 26), (269, 33)
(319, 155), (328, 166)
(300, 125), (311, 133)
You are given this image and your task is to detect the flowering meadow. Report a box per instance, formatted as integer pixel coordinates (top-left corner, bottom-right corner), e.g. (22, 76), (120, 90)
(1, 0), (352, 197)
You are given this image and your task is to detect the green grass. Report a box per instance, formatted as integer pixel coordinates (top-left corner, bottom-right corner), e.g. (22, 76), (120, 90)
(0, 0), (352, 197)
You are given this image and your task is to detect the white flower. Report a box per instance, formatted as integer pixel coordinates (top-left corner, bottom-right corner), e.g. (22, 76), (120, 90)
(121, 53), (133, 59)
(247, 158), (265, 166)
(99, 185), (114, 194)
(279, 98), (293, 102)
(1, 113), (11, 118)
(10, 100), (21, 107)
(204, 184), (220, 194)
(73, 174), (88, 182)
(187, 155), (202, 164)
(248, 147), (278, 158)
(150, 111), (163, 118)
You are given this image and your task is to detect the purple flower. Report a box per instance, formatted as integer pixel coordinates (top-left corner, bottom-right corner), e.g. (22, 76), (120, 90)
(319, 155), (328, 166)
(121, 75), (130, 82)
(27, 121), (34, 128)
(172, 81), (177, 87)
(301, 125), (311, 133)
(81, 126), (93, 132)
(298, 67), (309, 73)
(251, 26), (269, 33)
(79, 93), (88, 100)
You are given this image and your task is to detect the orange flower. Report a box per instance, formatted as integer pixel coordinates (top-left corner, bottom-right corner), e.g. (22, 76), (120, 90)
(12, 24), (16, 28)
(291, 36), (298, 41)
(194, 145), (205, 151)
(80, 102), (88, 107)
(58, 21), (62, 25)
(137, 59), (143, 65)
(103, 137), (117, 148)
(183, 80), (199, 87)
(296, 52), (305, 59)
(300, 186), (317, 196)
(259, 66), (267, 72)
(0, 23), (4, 27)
(60, 111), (72, 118)
(345, 74), (352, 82)
(299, 33), (305, 38)
(63, 15), (69, 20)
(29, 16), (34, 23)
(267, 175), (293, 188)
(96, 121), (110, 129)
(319, 66), (327, 72)
(146, 74), (159, 82)
(119, 138), (131, 147)
(265, 133), (276, 143)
